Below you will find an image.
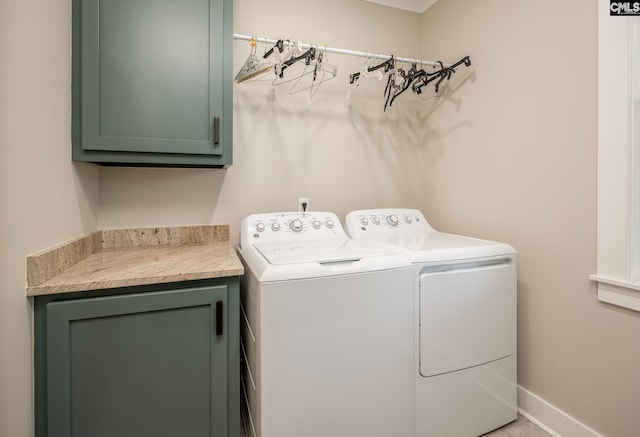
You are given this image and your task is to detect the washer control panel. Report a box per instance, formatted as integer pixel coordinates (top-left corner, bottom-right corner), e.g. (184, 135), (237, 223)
(241, 211), (344, 248)
(344, 208), (435, 238)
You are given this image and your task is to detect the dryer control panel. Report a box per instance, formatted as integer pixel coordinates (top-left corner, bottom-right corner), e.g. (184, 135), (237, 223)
(345, 208), (436, 238)
(240, 211), (346, 248)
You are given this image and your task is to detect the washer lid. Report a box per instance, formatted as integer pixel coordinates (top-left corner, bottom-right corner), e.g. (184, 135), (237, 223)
(254, 238), (391, 265)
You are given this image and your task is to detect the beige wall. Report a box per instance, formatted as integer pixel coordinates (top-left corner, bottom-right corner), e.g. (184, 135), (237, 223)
(98, 0), (424, 244)
(420, 1), (640, 435)
(0, 1), (99, 436)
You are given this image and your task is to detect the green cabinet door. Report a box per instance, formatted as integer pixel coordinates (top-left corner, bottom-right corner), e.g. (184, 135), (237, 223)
(72, 0), (233, 167)
(38, 283), (238, 437)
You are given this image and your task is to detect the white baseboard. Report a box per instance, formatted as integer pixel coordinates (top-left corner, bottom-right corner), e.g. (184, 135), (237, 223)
(517, 386), (604, 437)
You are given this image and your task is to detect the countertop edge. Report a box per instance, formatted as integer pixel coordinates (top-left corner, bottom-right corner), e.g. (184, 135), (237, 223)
(26, 225), (241, 297)
(26, 267), (245, 297)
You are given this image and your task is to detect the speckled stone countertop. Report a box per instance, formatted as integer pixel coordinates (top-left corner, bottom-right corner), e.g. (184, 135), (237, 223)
(26, 225), (244, 296)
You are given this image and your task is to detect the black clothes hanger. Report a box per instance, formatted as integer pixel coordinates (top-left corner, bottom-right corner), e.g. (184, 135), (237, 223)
(384, 60), (434, 111)
(349, 56), (395, 84)
(368, 57), (395, 73)
(387, 56), (471, 109)
(263, 39), (285, 59)
(278, 47), (317, 78)
(415, 56), (471, 93)
(387, 69), (432, 108)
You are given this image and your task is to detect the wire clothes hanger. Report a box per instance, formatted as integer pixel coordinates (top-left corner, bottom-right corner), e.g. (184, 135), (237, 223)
(288, 49), (338, 98)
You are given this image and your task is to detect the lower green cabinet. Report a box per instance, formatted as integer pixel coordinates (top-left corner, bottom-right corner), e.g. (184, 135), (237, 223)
(34, 278), (239, 437)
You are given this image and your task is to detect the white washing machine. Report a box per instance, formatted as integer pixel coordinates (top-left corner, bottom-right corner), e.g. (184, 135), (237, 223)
(238, 211), (415, 437)
(345, 208), (517, 437)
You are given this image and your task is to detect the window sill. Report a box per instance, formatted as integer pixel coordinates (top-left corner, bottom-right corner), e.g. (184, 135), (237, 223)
(590, 275), (640, 312)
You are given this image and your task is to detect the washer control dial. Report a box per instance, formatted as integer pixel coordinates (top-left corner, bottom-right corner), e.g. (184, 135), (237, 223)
(312, 220), (321, 229)
(256, 223), (266, 232)
(326, 219), (335, 229)
(386, 215), (399, 226)
(271, 222), (281, 232)
(360, 217), (369, 226)
(404, 216), (412, 224)
(372, 216), (381, 225)
(290, 219), (303, 232)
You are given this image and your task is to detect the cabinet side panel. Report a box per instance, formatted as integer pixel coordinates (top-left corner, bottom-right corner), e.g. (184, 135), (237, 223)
(226, 277), (241, 437)
(221, 0), (233, 165)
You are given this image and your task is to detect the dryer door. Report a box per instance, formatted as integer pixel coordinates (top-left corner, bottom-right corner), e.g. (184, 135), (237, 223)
(419, 261), (516, 377)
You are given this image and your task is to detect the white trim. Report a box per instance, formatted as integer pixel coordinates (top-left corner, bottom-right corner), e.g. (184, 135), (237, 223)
(631, 19), (640, 282)
(517, 386), (604, 437)
(362, 0), (438, 14)
(590, 275), (640, 311)
(590, 274), (640, 292)
(593, 1), (640, 312)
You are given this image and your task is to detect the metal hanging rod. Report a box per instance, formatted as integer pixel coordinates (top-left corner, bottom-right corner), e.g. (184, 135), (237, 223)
(233, 33), (449, 68)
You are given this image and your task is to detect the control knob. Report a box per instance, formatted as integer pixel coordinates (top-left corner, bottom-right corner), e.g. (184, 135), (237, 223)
(256, 223), (265, 232)
(386, 215), (399, 226)
(404, 216), (412, 224)
(326, 219), (335, 229)
(312, 220), (321, 229)
(271, 222), (281, 232)
(290, 219), (303, 232)
(360, 217), (369, 226)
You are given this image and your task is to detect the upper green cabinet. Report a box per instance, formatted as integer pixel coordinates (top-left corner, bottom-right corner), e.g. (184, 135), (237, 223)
(72, 0), (233, 167)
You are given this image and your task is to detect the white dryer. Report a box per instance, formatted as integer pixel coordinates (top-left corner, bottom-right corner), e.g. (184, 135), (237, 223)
(238, 211), (414, 437)
(345, 208), (517, 437)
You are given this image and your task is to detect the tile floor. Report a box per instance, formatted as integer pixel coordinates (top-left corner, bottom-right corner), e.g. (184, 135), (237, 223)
(482, 415), (551, 437)
(242, 414), (551, 437)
